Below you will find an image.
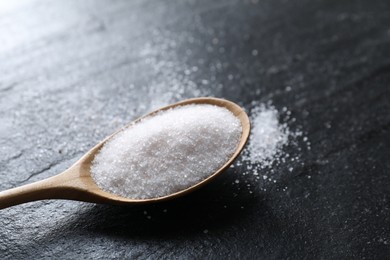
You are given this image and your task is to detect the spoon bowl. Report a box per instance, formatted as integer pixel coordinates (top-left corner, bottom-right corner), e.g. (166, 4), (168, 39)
(0, 97), (250, 209)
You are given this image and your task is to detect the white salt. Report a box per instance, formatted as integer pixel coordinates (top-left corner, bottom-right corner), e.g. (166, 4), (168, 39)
(241, 104), (289, 167)
(91, 104), (242, 199)
(237, 102), (310, 191)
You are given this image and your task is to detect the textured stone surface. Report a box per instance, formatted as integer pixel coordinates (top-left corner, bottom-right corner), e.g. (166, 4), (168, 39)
(1, 0), (389, 259)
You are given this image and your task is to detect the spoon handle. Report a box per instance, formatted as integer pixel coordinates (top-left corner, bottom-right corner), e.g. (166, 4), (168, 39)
(0, 168), (97, 209)
(0, 168), (118, 209)
(0, 174), (67, 209)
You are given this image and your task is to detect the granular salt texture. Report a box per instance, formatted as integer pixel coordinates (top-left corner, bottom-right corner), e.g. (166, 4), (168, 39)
(241, 104), (289, 169)
(91, 104), (242, 199)
(236, 102), (309, 196)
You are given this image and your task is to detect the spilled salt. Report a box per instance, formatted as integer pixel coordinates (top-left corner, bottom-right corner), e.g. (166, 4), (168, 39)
(236, 101), (309, 194)
(241, 104), (289, 168)
(91, 104), (242, 199)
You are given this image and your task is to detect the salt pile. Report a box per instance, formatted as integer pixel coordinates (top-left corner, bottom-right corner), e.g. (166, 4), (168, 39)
(91, 104), (242, 199)
(233, 101), (308, 192)
(241, 104), (290, 169)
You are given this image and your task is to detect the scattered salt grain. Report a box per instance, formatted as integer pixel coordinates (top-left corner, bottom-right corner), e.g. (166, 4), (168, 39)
(241, 104), (289, 168)
(237, 102), (310, 189)
(91, 104), (242, 199)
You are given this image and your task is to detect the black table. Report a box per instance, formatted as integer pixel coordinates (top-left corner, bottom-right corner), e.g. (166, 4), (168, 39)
(1, 0), (389, 259)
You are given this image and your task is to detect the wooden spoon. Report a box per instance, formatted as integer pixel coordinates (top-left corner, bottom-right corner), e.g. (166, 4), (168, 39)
(0, 97), (250, 209)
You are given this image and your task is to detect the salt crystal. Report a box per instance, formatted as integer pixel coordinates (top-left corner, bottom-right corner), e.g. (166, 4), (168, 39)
(91, 104), (242, 199)
(241, 104), (289, 168)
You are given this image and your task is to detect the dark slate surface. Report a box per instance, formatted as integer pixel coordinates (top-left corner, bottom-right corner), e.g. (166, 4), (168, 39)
(1, 0), (390, 259)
